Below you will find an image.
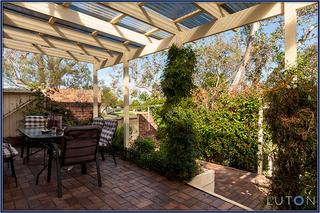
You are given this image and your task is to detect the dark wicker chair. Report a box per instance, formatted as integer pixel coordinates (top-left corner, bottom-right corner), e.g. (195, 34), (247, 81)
(47, 125), (102, 198)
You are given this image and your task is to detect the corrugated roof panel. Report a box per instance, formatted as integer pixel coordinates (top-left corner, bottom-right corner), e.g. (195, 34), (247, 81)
(54, 19), (140, 47)
(180, 13), (215, 29)
(151, 30), (172, 39)
(69, 2), (121, 22)
(222, 3), (257, 13)
(117, 16), (155, 34)
(144, 3), (198, 20)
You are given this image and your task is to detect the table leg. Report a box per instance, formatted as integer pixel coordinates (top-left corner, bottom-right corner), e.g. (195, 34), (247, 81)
(55, 148), (62, 198)
(81, 163), (87, 175)
(47, 148), (53, 183)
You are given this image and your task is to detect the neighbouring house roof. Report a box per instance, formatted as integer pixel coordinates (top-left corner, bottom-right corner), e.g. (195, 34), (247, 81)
(48, 89), (101, 104)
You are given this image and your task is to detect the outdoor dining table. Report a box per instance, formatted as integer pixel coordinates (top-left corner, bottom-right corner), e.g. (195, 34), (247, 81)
(18, 127), (64, 184)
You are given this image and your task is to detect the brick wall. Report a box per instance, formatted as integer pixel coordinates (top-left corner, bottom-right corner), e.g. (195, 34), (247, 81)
(56, 102), (100, 123)
(138, 113), (158, 139)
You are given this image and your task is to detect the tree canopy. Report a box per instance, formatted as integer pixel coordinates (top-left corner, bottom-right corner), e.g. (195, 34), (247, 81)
(3, 49), (92, 89)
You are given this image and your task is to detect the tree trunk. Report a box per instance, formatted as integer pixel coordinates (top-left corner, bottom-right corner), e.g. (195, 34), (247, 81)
(230, 22), (261, 92)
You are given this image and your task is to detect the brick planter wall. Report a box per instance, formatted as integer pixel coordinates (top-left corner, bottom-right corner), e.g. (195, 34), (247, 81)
(138, 113), (158, 139)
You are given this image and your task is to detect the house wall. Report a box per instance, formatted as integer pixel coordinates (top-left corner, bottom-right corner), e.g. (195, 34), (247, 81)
(3, 90), (35, 138)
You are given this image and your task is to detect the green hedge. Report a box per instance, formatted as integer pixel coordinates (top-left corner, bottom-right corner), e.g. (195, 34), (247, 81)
(194, 90), (262, 172)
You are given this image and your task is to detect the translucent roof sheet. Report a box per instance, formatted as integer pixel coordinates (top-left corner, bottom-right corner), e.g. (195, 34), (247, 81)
(222, 3), (257, 13)
(151, 30), (173, 40)
(117, 16), (155, 34)
(69, 2), (121, 22)
(180, 13), (215, 29)
(144, 3), (198, 20)
(4, 2), (264, 57)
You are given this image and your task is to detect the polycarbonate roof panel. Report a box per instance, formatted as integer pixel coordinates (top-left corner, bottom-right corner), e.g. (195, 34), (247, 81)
(69, 2), (121, 22)
(117, 16), (155, 34)
(222, 3), (257, 13)
(144, 3), (198, 20)
(54, 19), (144, 48)
(151, 30), (173, 40)
(180, 13), (215, 29)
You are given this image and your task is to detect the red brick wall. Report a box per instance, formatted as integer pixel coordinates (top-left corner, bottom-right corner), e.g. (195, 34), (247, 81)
(56, 102), (100, 123)
(138, 113), (158, 139)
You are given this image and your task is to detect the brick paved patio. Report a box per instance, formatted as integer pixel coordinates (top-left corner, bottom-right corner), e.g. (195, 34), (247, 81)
(3, 149), (243, 210)
(203, 161), (269, 210)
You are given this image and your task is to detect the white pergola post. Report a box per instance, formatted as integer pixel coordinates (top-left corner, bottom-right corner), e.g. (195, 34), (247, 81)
(93, 62), (99, 118)
(257, 108), (264, 175)
(284, 3), (297, 68)
(123, 54), (130, 148)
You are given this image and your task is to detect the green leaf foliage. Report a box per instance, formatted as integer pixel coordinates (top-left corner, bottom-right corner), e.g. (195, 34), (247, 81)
(158, 44), (198, 181)
(193, 89), (263, 172)
(265, 55), (317, 210)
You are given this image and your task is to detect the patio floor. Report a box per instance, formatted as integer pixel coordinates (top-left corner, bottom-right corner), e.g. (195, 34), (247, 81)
(202, 162), (269, 210)
(3, 148), (244, 211)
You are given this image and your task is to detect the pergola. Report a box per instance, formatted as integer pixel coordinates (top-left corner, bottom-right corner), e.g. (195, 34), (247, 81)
(2, 2), (315, 147)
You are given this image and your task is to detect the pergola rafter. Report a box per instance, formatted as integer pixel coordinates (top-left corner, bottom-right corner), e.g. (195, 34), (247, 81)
(3, 38), (98, 63)
(173, 9), (203, 23)
(103, 2), (182, 34)
(2, 2), (316, 148)
(12, 2), (159, 45)
(194, 2), (230, 18)
(3, 25), (112, 59)
(3, 9), (130, 53)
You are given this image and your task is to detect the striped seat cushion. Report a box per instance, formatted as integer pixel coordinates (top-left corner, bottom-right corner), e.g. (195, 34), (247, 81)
(3, 143), (18, 158)
(92, 117), (105, 128)
(25, 116), (47, 128)
(99, 120), (118, 147)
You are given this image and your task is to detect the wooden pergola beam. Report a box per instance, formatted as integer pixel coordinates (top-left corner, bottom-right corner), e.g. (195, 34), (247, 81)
(3, 25), (112, 59)
(12, 2), (159, 45)
(62, 2), (70, 8)
(3, 9), (129, 53)
(284, 3), (297, 68)
(102, 2), (315, 67)
(103, 2), (181, 34)
(194, 2), (230, 19)
(173, 9), (203, 23)
(110, 14), (126, 25)
(3, 38), (95, 63)
(144, 28), (160, 36)
(48, 17), (56, 25)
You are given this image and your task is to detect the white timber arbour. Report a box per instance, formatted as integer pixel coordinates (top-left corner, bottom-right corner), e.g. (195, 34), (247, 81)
(2, 2), (315, 149)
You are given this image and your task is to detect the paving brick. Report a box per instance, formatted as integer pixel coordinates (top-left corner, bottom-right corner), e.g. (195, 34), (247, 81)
(3, 148), (243, 211)
(136, 199), (153, 208)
